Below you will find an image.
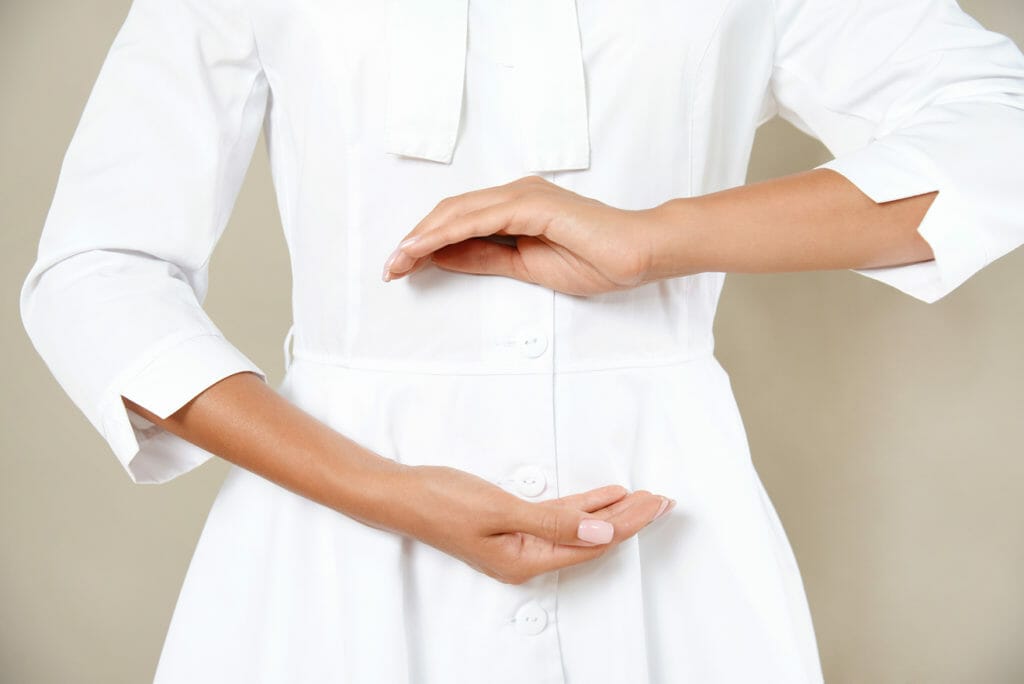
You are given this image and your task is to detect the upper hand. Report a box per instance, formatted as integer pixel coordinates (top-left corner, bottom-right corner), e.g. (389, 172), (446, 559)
(381, 175), (662, 295)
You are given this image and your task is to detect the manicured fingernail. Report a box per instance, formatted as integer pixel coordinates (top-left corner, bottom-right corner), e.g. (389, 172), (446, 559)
(383, 246), (401, 271)
(578, 519), (614, 544)
(399, 235), (420, 250)
(653, 497), (670, 521)
(654, 498), (677, 522)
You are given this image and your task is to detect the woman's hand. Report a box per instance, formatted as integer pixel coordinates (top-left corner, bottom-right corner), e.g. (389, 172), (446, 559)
(122, 372), (675, 588)
(381, 175), (667, 295)
(364, 463), (676, 585)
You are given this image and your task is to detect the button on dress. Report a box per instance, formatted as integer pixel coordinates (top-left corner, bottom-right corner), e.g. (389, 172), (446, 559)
(20, 0), (1024, 681)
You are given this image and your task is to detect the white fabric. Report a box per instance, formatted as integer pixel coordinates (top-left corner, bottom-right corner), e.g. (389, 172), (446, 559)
(18, 0), (1024, 681)
(383, 0), (590, 171)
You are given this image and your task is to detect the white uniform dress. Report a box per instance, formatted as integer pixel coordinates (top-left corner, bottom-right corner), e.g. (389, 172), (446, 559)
(20, 0), (1024, 681)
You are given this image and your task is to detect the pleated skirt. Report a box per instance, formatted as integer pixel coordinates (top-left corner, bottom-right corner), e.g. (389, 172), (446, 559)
(153, 352), (824, 683)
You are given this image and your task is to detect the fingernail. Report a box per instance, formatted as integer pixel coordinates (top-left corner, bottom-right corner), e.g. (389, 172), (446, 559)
(653, 497), (670, 521)
(577, 519), (614, 544)
(399, 235), (420, 250)
(653, 497), (676, 521)
(383, 246), (401, 272)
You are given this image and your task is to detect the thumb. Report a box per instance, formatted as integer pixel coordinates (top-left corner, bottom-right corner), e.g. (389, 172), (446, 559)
(512, 500), (616, 547)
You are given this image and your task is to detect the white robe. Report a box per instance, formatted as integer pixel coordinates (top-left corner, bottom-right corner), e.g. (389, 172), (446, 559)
(20, 0), (1024, 681)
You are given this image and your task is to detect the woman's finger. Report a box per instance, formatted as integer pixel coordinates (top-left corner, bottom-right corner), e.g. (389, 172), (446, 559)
(388, 184), (524, 275)
(427, 238), (527, 280)
(564, 489), (673, 542)
(515, 492), (671, 576)
(506, 488), (663, 547)
(599, 491), (673, 538)
(398, 175), (547, 250)
(386, 201), (524, 278)
(550, 484), (630, 513)
(508, 498), (616, 548)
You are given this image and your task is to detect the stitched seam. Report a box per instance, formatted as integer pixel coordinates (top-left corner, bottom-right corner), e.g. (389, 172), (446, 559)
(196, 64), (269, 274)
(288, 349), (717, 376)
(689, 0), (743, 197)
(194, 0), (269, 274)
(239, 0), (263, 69)
(768, 3), (953, 139)
(760, 0), (780, 126)
(771, 61), (880, 128)
(767, 0), (881, 137)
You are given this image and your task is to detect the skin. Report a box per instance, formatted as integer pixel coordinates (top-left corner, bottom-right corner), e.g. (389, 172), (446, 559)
(124, 166), (935, 585)
(380, 168), (937, 290)
(123, 376), (674, 586)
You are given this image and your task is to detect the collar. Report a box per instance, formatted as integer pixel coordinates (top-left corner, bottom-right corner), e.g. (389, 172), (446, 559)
(383, 0), (591, 173)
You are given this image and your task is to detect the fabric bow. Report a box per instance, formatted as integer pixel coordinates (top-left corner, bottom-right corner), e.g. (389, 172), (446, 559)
(383, 0), (591, 173)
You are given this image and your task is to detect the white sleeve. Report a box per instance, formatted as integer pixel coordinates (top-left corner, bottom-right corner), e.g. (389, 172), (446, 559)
(19, 0), (270, 484)
(768, 0), (1024, 303)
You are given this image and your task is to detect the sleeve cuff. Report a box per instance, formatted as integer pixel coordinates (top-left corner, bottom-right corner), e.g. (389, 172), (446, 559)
(815, 140), (991, 304)
(98, 332), (267, 484)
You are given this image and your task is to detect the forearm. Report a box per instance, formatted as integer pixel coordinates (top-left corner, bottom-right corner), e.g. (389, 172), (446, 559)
(121, 371), (669, 582)
(641, 168), (938, 281)
(121, 372), (401, 528)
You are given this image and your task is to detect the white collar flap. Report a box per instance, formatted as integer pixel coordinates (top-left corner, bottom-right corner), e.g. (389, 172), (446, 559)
(383, 0), (591, 173)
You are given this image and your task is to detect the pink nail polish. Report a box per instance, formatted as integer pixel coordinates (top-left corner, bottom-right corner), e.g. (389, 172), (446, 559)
(383, 247), (401, 271)
(399, 235), (420, 250)
(654, 498), (677, 522)
(577, 519), (614, 544)
(653, 497), (670, 521)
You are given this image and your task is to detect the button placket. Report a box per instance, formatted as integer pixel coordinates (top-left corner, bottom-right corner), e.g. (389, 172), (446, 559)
(478, 191), (563, 679)
(502, 575), (563, 681)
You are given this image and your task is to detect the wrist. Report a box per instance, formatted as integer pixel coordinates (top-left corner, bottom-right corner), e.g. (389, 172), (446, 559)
(320, 436), (413, 532)
(636, 197), (705, 284)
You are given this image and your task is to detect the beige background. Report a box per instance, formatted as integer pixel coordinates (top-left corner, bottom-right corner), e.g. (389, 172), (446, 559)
(3, 1), (1023, 682)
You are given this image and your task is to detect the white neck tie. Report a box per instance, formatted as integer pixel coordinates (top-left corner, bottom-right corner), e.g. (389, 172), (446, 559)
(383, 0), (591, 173)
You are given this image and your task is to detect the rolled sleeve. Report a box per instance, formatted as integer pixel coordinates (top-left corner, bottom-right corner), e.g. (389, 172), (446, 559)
(769, 0), (1024, 303)
(104, 333), (266, 484)
(19, 0), (270, 483)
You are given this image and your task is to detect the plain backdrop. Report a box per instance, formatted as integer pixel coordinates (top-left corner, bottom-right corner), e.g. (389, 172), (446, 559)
(2, 1), (1023, 682)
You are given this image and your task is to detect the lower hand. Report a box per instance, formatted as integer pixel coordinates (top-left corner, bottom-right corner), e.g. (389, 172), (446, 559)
(381, 175), (666, 295)
(370, 463), (675, 585)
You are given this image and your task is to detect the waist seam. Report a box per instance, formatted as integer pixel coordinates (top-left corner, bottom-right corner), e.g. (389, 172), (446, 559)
(288, 346), (715, 376)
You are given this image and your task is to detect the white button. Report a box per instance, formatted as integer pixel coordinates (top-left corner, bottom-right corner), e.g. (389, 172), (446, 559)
(511, 465), (547, 498)
(514, 601), (548, 636)
(516, 329), (548, 358)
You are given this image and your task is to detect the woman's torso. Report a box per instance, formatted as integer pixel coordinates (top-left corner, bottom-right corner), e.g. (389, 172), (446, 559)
(249, 0), (776, 369)
(154, 2), (824, 682)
